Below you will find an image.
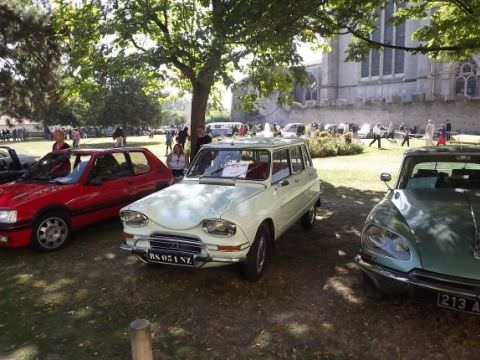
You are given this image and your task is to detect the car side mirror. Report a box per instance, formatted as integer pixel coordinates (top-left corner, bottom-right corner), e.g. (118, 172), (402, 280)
(87, 177), (103, 186)
(380, 173), (391, 182)
(380, 173), (393, 190)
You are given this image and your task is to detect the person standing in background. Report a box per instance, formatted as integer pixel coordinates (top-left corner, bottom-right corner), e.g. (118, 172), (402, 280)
(167, 143), (189, 178)
(176, 127), (189, 148)
(369, 124), (382, 149)
(72, 129), (81, 149)
(386, 121), (395, 140)
(52, 129), (71, 151)
(437, 124), (447, 146)
(113, 126), (125, 147)
(400, 124), (410, 147)
(192, 126), (212, 158)
(446, 120), (452, 141)
(165, 131), (173, 156)
(424, 119), (435, 146)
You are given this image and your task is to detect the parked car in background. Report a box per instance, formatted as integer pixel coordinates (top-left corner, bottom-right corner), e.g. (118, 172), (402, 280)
(0, 148), (173, 251)
(120, 138), (321, 281)
(0, 146), (39, 184)
(208, 122), (243, 137)
(324, 124), (338, 133)
(356, 146), (480, 314)
(154, 126), (171, 135)
(281, 123), (304, 137)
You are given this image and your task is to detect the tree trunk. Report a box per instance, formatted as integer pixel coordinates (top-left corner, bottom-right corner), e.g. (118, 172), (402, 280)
(189, 81), (211, 158)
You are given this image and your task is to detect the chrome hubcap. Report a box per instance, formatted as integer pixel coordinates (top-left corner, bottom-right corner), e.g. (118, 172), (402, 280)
(37, 217), (68, 249)
(256, 235), (266, 273)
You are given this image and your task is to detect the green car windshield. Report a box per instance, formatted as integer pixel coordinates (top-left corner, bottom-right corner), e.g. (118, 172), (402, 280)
(398, 155), (480, 190)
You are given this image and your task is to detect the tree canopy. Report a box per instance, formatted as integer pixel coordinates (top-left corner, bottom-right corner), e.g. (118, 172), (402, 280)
(0, 0), (60, 120)
(2, 0), (480, 131)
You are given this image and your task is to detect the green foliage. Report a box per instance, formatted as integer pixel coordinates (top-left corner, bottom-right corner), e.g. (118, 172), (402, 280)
(84, 77), (163, 129)
(314, 0), (480, 61)
(0, 1), (60, 119)
(306, 133), (364, 158)
(54, 0), (323, 146)
(161, 110), (186, 126)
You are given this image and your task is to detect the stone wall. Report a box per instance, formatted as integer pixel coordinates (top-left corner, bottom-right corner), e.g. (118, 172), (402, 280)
(233, 98), (480, 133)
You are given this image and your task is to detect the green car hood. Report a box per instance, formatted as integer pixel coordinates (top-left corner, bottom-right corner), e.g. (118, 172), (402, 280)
(391, 189), (480, 280)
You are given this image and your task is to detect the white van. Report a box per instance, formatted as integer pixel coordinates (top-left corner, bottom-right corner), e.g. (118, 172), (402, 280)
(208, 122), (243, 137)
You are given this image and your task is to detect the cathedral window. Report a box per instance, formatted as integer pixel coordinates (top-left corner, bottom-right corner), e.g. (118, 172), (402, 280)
(361, 0), (405, 79)
(456, 60), (478, 97)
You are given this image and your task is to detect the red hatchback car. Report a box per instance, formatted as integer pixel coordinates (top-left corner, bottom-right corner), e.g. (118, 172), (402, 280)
(0, 147), (173, 251)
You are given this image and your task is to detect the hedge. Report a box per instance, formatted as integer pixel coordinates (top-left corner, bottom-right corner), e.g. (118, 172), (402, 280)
(306, 132), (364, 158)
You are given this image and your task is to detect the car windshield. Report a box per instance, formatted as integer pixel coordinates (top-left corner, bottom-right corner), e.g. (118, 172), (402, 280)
(399, 155), (480, 190)
(188, 149), (271, 180)
(21, 152), (91, 184)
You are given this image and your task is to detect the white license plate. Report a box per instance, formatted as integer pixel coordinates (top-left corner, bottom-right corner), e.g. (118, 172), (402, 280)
(147, 252), (194, 266)
(437, 293), (480, 315)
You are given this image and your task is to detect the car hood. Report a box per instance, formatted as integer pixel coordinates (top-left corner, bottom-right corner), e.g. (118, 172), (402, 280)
(391, 189), (480, 279)
(128, 181), (265, 230)
(0, 181), (68, 208)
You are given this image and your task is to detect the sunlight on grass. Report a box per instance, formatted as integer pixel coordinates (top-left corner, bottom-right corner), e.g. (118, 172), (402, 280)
(8, 345), (38, 360)
(323, 277), (362, 305)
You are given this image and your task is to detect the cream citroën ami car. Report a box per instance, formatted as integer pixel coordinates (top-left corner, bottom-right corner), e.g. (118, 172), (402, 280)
(120, 138), (321, 281)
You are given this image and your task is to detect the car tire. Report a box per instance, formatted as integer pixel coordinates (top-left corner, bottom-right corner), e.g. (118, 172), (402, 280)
(30, 211), (71, 252)
(301, 205), (316, 230)
(241, 223), (272, 282)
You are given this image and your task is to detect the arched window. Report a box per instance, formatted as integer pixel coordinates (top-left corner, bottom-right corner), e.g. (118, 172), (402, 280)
(456, 60), (478, 97)
(305, 75), (318, 101)
(361, 0), (405, 78)
(293, 84), (304, 103)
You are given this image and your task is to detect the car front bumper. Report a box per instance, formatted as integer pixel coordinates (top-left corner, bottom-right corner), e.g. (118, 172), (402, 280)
(355, 252), (480, 299)
(120, 241), (249, 269)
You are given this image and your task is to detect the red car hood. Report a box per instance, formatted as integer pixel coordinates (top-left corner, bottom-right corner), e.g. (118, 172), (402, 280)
(0, 182), (71, 208)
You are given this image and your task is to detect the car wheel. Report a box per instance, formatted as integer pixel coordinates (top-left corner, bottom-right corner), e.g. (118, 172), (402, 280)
(301, 205), (316, 230)
(30, 211), (71, 252)
(241, 223), (272, 282)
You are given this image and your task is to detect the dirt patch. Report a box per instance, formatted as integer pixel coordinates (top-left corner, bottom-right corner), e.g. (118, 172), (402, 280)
(1, 182), (479, 359)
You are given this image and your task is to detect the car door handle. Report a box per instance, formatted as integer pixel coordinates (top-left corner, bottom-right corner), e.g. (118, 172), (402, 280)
(280, 179), (289, 187)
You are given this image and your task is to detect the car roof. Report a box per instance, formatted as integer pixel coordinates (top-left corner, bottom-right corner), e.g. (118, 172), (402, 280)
(202, 137), (306, 150)
(68, 147), (148, 155)
(404, 145), (480, 156)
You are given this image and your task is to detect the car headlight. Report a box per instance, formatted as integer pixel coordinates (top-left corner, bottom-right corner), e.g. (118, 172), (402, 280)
(0, 210), (17, 224)
(362, 225), (411, 261)
(202, 219), (236, 237)
(120, 211), (149, 227)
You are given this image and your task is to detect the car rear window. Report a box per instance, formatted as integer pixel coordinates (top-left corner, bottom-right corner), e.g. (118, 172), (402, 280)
(129, 152), (151, 175)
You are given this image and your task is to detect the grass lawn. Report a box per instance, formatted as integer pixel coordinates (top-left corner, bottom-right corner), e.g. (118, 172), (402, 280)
(3, 136), (474, 360)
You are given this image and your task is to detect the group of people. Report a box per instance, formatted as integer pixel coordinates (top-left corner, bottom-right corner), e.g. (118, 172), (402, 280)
(165, 126), (212, 177)
(369, 119), (453, 149)
(0, 128), (29, 142)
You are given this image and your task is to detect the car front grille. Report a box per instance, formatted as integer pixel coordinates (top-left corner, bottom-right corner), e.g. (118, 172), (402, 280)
(409, 269), (480, 294)
(148, 233), (203, 254)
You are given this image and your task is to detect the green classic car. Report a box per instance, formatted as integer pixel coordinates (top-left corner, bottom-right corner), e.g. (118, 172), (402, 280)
(356, 146), (480, 314)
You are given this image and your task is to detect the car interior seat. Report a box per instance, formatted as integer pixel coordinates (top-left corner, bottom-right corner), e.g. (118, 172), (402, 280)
(246, 162), (269, 179)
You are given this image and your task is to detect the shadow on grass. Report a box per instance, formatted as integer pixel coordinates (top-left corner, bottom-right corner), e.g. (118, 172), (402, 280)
(0, 182), (477, 359)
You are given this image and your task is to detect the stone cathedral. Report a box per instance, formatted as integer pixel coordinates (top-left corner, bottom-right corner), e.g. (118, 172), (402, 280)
(232, 2), (480, 133)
